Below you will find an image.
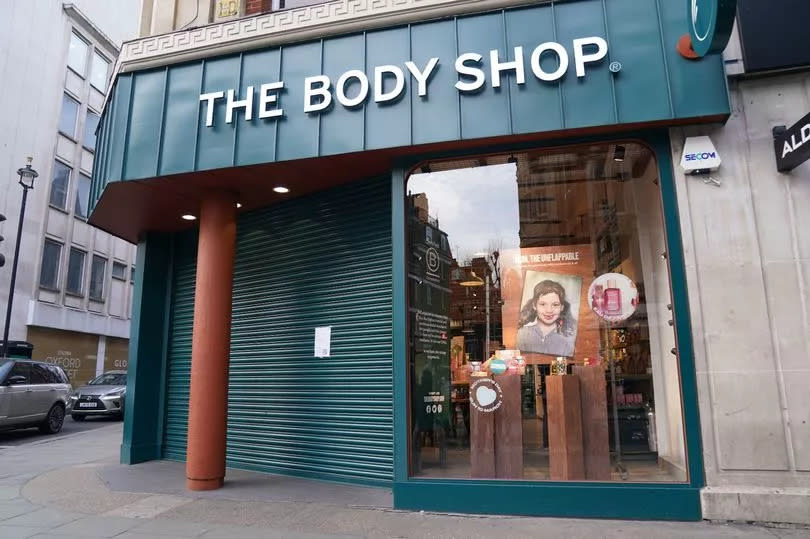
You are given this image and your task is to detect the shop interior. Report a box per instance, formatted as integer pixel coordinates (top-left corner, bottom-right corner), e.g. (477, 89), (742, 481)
(407, 142), (687, 483)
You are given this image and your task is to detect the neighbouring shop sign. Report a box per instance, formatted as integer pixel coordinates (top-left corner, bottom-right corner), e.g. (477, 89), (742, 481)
(774, 111), (810, 172)
(688, 0), (737, 57)
(199, 37), (608, 126)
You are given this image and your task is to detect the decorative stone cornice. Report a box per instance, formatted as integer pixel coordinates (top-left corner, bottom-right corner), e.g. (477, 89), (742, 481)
(116, 0), (545, 74)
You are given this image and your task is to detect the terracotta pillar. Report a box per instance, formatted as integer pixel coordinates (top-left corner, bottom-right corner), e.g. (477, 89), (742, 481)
(186, 192), (236, 491)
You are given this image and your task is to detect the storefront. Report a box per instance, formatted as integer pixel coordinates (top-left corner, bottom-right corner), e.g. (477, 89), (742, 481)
(91, 0), (733, 521)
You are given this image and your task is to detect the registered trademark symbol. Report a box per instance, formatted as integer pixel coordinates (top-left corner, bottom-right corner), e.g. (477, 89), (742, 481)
(609, 61), (622, 73)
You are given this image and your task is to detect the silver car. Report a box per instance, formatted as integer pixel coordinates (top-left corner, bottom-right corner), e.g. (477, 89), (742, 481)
(69, 371), (127, 421)
(0, 359), (71, 434)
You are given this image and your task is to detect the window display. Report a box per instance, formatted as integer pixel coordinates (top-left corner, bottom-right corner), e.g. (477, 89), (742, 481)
(407, 142), (687, 482)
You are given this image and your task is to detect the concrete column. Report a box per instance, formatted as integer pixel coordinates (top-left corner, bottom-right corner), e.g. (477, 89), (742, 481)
(186, 192), (236, 491)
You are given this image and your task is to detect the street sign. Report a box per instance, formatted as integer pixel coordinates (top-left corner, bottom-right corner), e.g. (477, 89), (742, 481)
(774, 111), (810, 172)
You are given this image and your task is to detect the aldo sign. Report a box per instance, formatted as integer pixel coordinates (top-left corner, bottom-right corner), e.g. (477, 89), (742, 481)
(774, 111), (810, 172)
(688, 0), (737, 57)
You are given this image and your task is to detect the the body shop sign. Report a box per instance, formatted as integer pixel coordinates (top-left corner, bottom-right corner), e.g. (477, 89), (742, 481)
(200, 37), (608, 127)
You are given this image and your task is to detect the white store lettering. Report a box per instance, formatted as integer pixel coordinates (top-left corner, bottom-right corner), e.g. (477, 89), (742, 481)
(199, 37), (609, 126)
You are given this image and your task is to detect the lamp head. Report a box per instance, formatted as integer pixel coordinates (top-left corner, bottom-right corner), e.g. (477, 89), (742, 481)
(17, 157), (38, 189)
(459, 271), (485, 287)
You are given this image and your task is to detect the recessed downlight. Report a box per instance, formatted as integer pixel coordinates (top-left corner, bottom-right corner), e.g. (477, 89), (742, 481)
(236, 202), (242, 208)
(273, 186), (290, 194)
(181, 214), (197, 221)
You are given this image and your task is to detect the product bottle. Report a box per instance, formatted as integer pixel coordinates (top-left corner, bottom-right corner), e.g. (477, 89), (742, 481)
(591, 284), (604, 312)
(604, 279), (622, 315)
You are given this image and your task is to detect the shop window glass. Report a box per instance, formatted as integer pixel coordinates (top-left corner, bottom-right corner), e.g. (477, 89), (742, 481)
(49, 162), (71, 210)
(407, 142), (688, 483)
(83, 111), (100, 151)
(89, 255), (106, 300)
(75, 174), (91, 218)
(67, 32), (88, 75)
(66, 247), (86, 295)
(90, 52), (109, 91)
(59, 94), (80, 138)
(40, 240), (62, 289)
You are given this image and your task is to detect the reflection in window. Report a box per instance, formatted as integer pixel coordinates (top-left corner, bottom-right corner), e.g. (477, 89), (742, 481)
(75, 174), (91, 218)
(66, 247), (86, 295)
(68, 32), (88, 75)
(40, 240), (63, 289)
(90, 52), (109, 91)
(59, 94), (80, 137)
(49, 162), (71, 209)
(407, 143), (687, 483)
(83, 111), (100, 151)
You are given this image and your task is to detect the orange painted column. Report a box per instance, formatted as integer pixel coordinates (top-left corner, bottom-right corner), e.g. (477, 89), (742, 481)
(186, 192), (237, 491)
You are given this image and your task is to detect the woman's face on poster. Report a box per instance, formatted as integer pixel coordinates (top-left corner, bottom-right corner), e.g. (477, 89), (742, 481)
(535, 292), (562, 326)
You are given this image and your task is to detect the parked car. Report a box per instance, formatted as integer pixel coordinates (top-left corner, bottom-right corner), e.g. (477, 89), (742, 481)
(0, 358), (71, 434)
(68, 371), (127, 421)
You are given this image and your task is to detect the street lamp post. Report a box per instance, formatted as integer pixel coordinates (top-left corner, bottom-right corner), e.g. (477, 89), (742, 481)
(1, 158), (38, 358)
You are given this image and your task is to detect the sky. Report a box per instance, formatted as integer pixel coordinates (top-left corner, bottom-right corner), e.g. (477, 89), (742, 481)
(408, 163), (521, 261)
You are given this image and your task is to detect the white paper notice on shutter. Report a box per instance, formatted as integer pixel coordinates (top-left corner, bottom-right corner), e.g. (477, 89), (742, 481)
(314, 326), (331, 358)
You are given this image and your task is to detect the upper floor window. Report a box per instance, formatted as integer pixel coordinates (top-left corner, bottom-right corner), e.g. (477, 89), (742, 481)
(66, 247), (86, 295)
(59, 94), (80, 138)
(49, 162), (71, 210)
(112, 261), (127, 280)
(83, 111), (100, 151)
(67, 32), (89, 76)
(39, 239), (63, 289)
(90, 52), (110, 91)
(75, 174), (92, 219)
(89, 255), (107, 301)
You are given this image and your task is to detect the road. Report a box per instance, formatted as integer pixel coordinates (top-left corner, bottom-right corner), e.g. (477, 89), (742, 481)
(0, 415), (121, 447)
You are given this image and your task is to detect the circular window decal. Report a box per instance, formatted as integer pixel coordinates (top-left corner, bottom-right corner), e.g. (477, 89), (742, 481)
(588, 273), (639, 323)
(470, 378), (503, 413)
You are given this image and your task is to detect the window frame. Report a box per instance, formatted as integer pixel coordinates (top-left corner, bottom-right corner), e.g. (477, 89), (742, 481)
(83, 109), (101, 152)
(65, 246), (87, 296)
(74, 173), (92, 220)
(89, 51), (110, 91)
(67, 31), (89, 77)
(49, 160), (72, 211)
(39, 238), (64, 291)
(58, 93), (81, 139)
(89, 254), (107, 301)
(112, 261), (127, 281)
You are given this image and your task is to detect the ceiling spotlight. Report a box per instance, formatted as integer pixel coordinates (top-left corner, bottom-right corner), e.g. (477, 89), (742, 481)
(613, 145), (626, 162)
(181, 214), (197, 221)
(236, 202), (242, 208)
(273, 186), (289, 194)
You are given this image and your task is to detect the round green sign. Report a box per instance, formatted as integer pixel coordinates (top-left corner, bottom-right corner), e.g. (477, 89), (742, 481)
(688, 0), (737, 57)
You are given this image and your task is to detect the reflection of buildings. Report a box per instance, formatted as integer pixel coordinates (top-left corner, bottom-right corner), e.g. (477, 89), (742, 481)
(449, 256), (502, 361)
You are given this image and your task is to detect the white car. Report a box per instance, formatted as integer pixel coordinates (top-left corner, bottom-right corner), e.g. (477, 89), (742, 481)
(0, 359), (71, 434)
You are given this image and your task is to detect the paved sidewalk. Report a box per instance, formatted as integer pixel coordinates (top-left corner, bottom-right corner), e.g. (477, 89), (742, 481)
(2, 423), (809, 538)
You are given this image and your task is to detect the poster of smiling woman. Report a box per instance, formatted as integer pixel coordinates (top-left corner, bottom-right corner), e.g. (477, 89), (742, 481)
(500, 245), (600, 364)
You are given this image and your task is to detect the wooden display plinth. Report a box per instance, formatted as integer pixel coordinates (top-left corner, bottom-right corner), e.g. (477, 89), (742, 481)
(573, 365), (611, 480)
(494, 374), (523, 479)
(470, 374), (523, 479)
(470, 394), (495, 478)
(546, 375), (585, 481)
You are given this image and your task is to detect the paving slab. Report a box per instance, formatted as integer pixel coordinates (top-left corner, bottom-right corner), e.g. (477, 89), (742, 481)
(0, 525), (52, 539)
(47, 515), (139, 537)
(2, 508), (82, 528)
(127, 517), (215, 537)
(0, 498), (39, 520)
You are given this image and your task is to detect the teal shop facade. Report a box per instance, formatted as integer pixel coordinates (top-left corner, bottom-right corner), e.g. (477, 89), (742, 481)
(91, 0), (731, 520)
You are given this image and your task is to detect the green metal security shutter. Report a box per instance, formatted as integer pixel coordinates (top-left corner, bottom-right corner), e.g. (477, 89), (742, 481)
(162, 178), (393, 486)
(163, 230), (197, 460)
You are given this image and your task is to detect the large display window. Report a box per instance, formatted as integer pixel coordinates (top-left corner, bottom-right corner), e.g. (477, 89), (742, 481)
(407, 142), (688, 483)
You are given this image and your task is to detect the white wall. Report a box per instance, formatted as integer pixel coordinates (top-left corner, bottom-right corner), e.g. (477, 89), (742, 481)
(0, 1), (139, 348)
(671, 72), (810, 522)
